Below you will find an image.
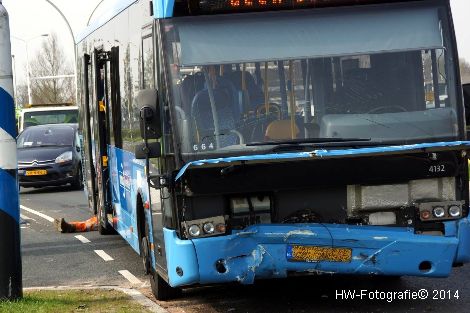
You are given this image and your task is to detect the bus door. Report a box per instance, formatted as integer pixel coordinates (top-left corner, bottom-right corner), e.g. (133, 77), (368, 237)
(92, 49), (115, 233)
(140, 25), (168, 274)
(83, 54), (98, 215)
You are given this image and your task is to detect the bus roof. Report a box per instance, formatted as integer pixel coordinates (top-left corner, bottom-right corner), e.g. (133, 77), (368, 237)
(77, 0), (138, 43)
(76, 0), (434, 43)
(76, 0), (176, 43)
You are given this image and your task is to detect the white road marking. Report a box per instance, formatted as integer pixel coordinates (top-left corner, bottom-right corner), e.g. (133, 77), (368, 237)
(118, 270), (142, 285)
(94, 250), (114, 261)
(20, 205), (55, 223)
(75, 235), (91, 243)
(20, 214), (36, 222)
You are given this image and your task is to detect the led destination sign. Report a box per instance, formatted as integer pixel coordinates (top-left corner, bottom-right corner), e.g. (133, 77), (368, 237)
(196, 0), (409, 13)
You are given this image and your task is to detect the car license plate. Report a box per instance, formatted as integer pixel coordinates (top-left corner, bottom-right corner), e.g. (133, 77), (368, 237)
(287, 245), (352, 263)
(25, 170), (47, 176)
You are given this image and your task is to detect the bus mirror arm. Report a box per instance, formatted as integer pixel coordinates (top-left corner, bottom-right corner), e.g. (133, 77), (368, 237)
(135, 141), (161, 159)
(149, 174), (171, 189)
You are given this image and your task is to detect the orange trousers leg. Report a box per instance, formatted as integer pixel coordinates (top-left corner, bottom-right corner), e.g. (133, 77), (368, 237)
(69, 216), (98, 232)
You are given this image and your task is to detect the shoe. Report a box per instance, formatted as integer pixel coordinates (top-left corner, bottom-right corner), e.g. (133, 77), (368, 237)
(53, 218), (63, 232)
(60, 218), (73, 233)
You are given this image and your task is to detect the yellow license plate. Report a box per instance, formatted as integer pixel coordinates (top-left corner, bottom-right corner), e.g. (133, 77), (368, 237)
(287, 245), (352, 263)
(25, 170), (47, 176)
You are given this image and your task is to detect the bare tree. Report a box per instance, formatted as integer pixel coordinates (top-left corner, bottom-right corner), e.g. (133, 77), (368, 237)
(29, 33), (75, 104)
(460, 58), (470, 84)
(14, 84), (29, 108)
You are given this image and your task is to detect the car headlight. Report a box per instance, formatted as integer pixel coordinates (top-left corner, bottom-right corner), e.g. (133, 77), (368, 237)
(55, 151), (73, 164)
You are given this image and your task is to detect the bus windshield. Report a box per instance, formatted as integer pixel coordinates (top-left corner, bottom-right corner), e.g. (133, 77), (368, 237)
(162, 6), (459, 159)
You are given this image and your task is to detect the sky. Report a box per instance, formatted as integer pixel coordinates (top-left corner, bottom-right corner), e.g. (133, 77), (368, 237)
(3, 0), (470, 85)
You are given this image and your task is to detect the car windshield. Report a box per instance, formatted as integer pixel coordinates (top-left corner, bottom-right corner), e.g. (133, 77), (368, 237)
(23, 110), (78, 128)
(17, 126), (75, 148)
(162, 6), (459, 160)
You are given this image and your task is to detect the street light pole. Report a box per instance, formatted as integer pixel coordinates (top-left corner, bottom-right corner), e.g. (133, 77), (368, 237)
(25, 40), (31, 104)
(11, 34), (49, 105)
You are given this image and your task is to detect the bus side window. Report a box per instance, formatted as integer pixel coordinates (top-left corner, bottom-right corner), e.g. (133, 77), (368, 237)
(142, 35), (155, 90)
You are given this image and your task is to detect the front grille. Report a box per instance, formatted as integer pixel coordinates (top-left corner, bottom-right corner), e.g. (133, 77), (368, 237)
(18, 160), (55, 167)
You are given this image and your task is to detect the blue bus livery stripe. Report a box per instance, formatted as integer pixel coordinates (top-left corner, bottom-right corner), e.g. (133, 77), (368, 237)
(108, 145), (146, 254)
(175, 141), (470, 180)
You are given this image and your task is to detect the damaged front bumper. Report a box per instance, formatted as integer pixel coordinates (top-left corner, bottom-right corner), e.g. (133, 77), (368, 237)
(163, 217), (470, 288)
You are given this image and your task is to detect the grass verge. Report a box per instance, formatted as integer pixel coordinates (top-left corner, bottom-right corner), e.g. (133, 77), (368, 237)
(0, 289), (151, 313)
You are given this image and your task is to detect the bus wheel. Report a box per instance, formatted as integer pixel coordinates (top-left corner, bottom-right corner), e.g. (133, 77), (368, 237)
(141, 235), (151, 275)
(150, 268), (181, 301)
(143, 221), (181, 300)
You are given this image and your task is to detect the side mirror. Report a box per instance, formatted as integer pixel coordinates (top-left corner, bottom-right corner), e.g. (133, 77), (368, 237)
(76, 146), (81, 153)
(135, 89), (161, 140)
(135, 142), (161, 159)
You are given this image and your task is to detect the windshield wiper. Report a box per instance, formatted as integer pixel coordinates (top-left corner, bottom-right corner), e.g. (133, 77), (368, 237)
(246, 138), (372, 146)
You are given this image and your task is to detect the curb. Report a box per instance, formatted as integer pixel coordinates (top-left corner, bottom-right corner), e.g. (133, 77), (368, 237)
(24, 285), (169, 313)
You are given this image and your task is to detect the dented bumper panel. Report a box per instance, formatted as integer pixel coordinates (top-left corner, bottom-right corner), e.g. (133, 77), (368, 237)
(163, 217), (470, 287)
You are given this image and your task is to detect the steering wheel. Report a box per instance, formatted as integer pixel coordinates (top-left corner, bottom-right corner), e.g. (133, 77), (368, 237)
(367, 105), (407, 114)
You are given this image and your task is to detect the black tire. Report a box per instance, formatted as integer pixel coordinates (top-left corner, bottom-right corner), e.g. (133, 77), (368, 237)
(143, 220), (181, 300)
(150, 271), (181, 301)
(71, 165), (84, 190)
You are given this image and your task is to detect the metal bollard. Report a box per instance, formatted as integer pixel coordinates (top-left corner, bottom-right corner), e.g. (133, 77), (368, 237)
(0, 0), (22, 300)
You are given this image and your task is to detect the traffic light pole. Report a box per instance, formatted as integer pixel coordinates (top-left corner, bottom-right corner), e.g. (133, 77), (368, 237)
(0, 0), (22, 300)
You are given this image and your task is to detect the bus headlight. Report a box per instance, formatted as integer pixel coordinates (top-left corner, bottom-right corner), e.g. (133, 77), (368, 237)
(188, 225), (201, 237)
(418, 201), (464, 221)
(432, 206), (446, 218)
(448, 205), (461, 218)
(183, 216), (226, 238)
(203, 222), (215, 234)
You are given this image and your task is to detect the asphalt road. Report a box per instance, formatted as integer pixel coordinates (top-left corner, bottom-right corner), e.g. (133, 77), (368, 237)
(20, 186), (148, 289)
(20, 186), (470, 313)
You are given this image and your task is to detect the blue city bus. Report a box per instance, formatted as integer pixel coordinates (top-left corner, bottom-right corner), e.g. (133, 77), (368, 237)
(77, 0), (470, 300)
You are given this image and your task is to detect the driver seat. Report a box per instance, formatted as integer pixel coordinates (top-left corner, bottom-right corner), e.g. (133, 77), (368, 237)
(191, 88), (239, 148)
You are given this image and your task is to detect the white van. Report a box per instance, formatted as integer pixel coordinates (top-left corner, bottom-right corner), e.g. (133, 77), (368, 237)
(18, 104), (79, 132)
